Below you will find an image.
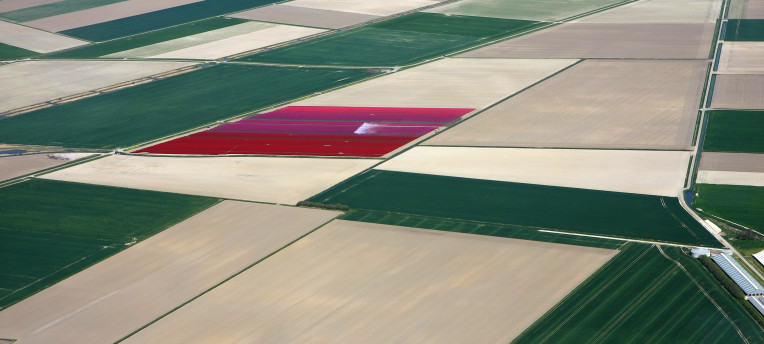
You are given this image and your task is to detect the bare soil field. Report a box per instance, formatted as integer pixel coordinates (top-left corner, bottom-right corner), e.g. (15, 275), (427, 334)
(121, 220), (616, 344)
(696, 170), (764, 186)
(377, 147), (691, 196)
(729, 0), (764, 18)
(0, 0), (63, 13)
(284, 0), (441, 16)
(577, 0), (722, 23)
(0, 60), (196, 114)
(426, 59), (707, 150)
(0, 20), (86, 53)
(0, 153), (93, 181)
(0, 201), (340, 344)
(297, 58), (578, 109)
(717, 42), (764, 74)
(426, 0), (625, 21)
(40, 155), (379, 204)
(711, 74), (764, 109)
(699, 152), (764, 172)
(229, 4), (381, 29)
(459, 23), (715, 59)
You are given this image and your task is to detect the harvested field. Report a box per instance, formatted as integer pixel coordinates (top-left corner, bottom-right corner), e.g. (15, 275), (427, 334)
(122, 220), (616, 344)
(22, 0), (202, 32)
(0, 60), (195, 114)
(725, 19), (764, 41)
(427, 59), (707, 150)
(0, 0), (63, 13)
(229, 4), (381, 29)
(0, 201), (338, 344)
(697, 170), (764, 186)
(426, 0), (625, 21)
(0, 20), (86, 53)
(577, 0), (722, 23)
(0, 153), (93, 181)
(0, 42), (35, 60)
(695, 184), (764, 232)
(0, 64), (370, 148)
(377, 147), (691, 196)
(710, 75), (764, 109)
(703, 110), (764, 153)
(459, 23), (716, 59)
(309, 170), (722, 246)
(729, 0), (764, 18)
(0, 0), (125, 22)
(296, 58), (577, 108)
(284, 0), (440, 16)
(41, 155), (378, 204)
(717, 42), (764, 74)
(699, 152), (764, 172)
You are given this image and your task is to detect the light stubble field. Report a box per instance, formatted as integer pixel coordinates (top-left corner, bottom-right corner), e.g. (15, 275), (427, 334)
(0, 153), (93, 181)
(426, 0), (626, 21)
(0, 20), (86, 53)
(717, 42), (764, 74)
(577, 0), (722, 23)
(229, 4), (381, 29)
(282, 0), (441, 16)
(711, 74), (764, 109)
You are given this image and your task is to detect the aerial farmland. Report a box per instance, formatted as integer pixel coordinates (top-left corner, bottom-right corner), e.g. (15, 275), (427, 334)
(1, 0), (763, 342)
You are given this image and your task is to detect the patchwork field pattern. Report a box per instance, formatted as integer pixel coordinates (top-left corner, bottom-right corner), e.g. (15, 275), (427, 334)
(578, 0), (722, 23)
(282, 0), (440, 16)
(717, 42), (764, 74)
(0, 0), (126, 22)
(121, 220), (617, 343)
(0, 153), (93, 181)
(710, 75), (764, 109)
(0, 201), (338, 344)
(703, 110), (764, 152)
(0, 179), (217, 309)
(427, 0), (626, 21)
(229, 4), (381, 29)
(0, 20), (86, 53)
(698, 152), (764, 187)
(694, 184), (764, 232)
(0, 0), (66, 13)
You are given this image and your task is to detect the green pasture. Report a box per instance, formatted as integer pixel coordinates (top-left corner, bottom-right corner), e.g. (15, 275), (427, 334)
(694, 184), (764, 233)
(0, 0), (125, 22)
(0, 43), (37, 60)
(0, 64), (370, 148)
(428, 0), (627, 21)
(703, 110), (764, 153)
(725, 20), (764, 41)
(242, 13), (540, 66)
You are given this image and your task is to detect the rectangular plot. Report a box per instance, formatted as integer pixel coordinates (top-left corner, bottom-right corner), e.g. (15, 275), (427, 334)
(0, 0), (63, 13)
(577, 0), (722, 23)
(285, 0), (440, 16)
(0, 201), (339, 344)
(711, 75), (764, 109)
(460, 23), (716, 59)
(258, 106), (470, 122)
(427, 59), (707, 150)
(0, 0), (125, 22)
(729, 0), (764, 18)
(703, 110), (764, 152)
(700, 152), (764, 172)
(697, 170), (764, 186)
(0, 153), (93, 181)
(0, 20), (86, 53)
(229, 4), (381, 29)
(427, 0), (626, 21)
(41, 155), (378, 204)
(121, 220), (616, 344)
(718, 42), (764, 74)
(725, 19), (764, 40)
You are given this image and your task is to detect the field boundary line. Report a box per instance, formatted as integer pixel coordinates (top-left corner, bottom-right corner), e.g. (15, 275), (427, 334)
(537, 230), (714, 249)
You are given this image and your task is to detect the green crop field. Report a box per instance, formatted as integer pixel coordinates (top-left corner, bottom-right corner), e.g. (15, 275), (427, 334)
(0, 43), (37, 60)
(513, 244), (764, 344)
(308, 170), (721, 247)
(0, 64), (371, 149)
(694, 184), (764, 232)
(725, 20), (764, 41)
(0, 0), (124, 22)
(242, 13), (540, 66)
(703, 110), (764, 153)
(47, 17), (249, 59)
(0, 178), (218, 308)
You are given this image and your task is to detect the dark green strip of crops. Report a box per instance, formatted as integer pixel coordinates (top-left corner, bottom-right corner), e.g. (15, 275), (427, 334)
(724, 19), (764, 41)
(0, 42), (38, 60)
(46, 17), (249, 58)
(309, 170), (721, 247)
(242, 13), (540, 66)
(694, 184), (764, 232)
(703, 110), (764, 153)
(0, 0), (126, 22)
(0, 64), (371, 148)
(0, 179), (218, 308)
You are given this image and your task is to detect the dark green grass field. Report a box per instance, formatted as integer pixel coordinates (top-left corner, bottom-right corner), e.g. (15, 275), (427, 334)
(0, 64), (370, 148)
(725, 20), (764, 41)
(703, 110), (764, 153)
(308, 170), (721, 247)
(694, 184), (764, 232)
(0, 179), (218, 308)
(513, 244), (764, 343)
(242, 13), (540, 66)
(0, 42), (37, 60)
(46, 17), (249, 59)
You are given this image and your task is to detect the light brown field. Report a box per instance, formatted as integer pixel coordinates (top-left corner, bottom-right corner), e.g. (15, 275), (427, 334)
(700, 152), (764, 172)
(0, 201), (340, 344)
(459, 23), (715, 59)
(718, 42), (764, 74)
(427, 59), (707, 150)
(40, 155), (379, 204)
(296, 58), (578, 109)
(425, 0), (624, 21)
(577, 0), (722, 23)
(377, 147), (691, 196)
(0, 20), (86, 53)
(229, 4), (381, 29)
(0, 0), (63, 12)
(284, 0), (440, 16)
(697, 171), (764, 186)
(711, 74), (764, 109)
(0, 153), (93, 181)
(122, 220), (617, 344)
(729, 0), (764, 18)
(0, 60), (196, 113)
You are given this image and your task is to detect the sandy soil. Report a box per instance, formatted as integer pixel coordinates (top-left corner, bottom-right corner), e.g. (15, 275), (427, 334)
(41, 155), (379, 204)
(377, 146), (691, 196)
(459, 23), (715, 59)
(700, 152), (764, 172)
(711, 75), (764, 109)
(0, 20), (86, 53)
(729, 0), (764, 18)
(121, 220), (616, 344)
(426, 0), (624, 21)
(285, 0), (441, 16)
(0, 152), (93, 181)
(0, 60), (195, 113)
(23, 0), (203, 32)
(229, 4), (381, 29)
(576, 0), (722, 23)
(427, 59), (707, 150)
(0, 0), (63, 13)
(697, 170), (764, 186)
(297, 58), (578, 109)
(718, 42), (764, 74)
(0, 201), (340, 344)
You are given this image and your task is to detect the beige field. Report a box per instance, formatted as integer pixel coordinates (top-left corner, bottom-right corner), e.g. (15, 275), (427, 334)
(0, 60), (195, 113)
(41, 155), (378, 204)
(700, 152), (764, 172)
(229, 4), (381, 29)
(378, 146), (691, 196)
(0, 201), (340, 344)
(459, 23), (715, 59)
(122, 220), (617, 344)
(697, 171), (764, 186)
(0, 20), (86, 53)
(284, 0), (441, 16)
(577, 0), (722, 23)
(718, 42), (764, 74)
(711, 74), (764, 109)
(297, 58), (578, 109)
(426, 0), (624, 21)
(729, 0), (764, 18)
(427, 60), (707, 150)
(23, 0), (202, 32)
(0, 153), (93, 181)
(0, 0), (63, 12)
